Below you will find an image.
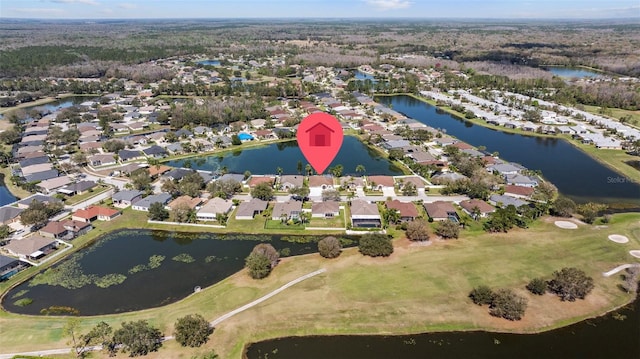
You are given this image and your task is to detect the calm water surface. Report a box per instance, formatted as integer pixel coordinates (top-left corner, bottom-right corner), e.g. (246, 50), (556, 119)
(246, 294), (640, 359)
(546, 67), (603, 79)
(167, 136), (403, 176)
(376, 95), (640, 205)
(3, 230), (325, 315)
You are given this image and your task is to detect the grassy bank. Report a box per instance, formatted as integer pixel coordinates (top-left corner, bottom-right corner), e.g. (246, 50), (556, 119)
(393, 93), (640, 185)
(1, 213), (638, 358)
(0, 167), (32, 200)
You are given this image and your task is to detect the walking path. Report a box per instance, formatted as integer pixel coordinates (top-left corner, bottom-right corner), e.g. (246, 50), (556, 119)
(0, 268), (327, 359)
(602, 263), (640, 277)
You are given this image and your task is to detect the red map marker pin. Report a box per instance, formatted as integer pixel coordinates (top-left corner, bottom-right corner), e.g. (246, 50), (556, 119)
(297, 112), (344, 174)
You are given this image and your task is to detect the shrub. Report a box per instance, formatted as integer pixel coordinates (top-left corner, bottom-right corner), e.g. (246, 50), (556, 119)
(548, 267), (594, 301)
(435, 219), (460, 239)
(405, 220), (430, 241)
(469, 285), (494, 305)
(245, 252), (272, 279)
(358, 233), (393, 257)
(526, 278), (547, 295)
(489, 289), (528, 321)
(174, 314), (213, 348)
(318, 236), (342, 258)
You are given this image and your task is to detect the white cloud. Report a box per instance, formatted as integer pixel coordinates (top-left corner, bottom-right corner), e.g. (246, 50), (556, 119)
(51, 0), (99, 5)
(118, 3), (137, 9)
(364, 0), (412, 10)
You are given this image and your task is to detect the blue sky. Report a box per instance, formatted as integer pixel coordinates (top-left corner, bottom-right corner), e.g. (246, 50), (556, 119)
(1, 0), (638, 19)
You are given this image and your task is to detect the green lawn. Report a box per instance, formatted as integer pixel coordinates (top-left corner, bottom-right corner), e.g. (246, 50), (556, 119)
(264, 219), (305, 230)
(2, 213), (637, 358)
(308, 209), (346, 228)
(64, 185), (111, 206)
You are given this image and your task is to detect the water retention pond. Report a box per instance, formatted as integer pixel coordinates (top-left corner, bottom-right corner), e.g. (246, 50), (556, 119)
(3, 230), (338, 315)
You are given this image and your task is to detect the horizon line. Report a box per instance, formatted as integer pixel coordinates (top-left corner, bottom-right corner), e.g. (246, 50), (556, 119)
(1, 17), (639, 21)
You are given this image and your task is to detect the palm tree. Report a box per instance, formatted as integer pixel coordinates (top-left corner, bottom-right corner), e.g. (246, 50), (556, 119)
(297, 160), (303, 174)
(355, 164), (366, 175)
(305, 164), (313, 176)
(276, 167), (283, 176)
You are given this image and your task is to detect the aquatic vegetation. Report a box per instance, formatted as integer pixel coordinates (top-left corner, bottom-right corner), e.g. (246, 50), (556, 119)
(11, 290), (29, 299)
(128, 254), (166, 274)
(172, 253), (196, 263)
(30, 260), (94, 289)
(13, 298), (33, 307)
(94, 274), (127, 288)
(40, 306), (79, 315)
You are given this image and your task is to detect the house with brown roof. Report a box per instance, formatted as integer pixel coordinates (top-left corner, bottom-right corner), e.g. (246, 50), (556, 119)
(504, 185), (535, 199)
(197, 197), (233, 221)
(4, 235), (58, 260)
(311, 201), (340, 218)
(367, 175), (395, 191)
(36, 175), (73, 194)
(39, 220), (92, 239)
(386, 200), (419, 222)
(459, 199), (495, 219)
(235, 198), (268, 220)
(247, 176), (275, 188)
(166, 195), (203, 211)
(72, 206), (121, 223)
(272, 201), (303, 221)
(39, 221), (69, 239)
(423, 201), (459, 222)
(350, 200), (381, 228)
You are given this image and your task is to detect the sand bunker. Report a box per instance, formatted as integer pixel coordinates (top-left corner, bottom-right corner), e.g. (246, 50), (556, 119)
(630, 250), (640, 258)
(555, 221), (578, 229)
(608, 234), (629, 244)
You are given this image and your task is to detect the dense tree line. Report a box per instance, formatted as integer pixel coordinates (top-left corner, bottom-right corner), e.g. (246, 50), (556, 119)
(170, 97), (267, 128)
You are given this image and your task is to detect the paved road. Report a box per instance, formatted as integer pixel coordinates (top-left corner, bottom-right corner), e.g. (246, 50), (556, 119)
(0, 268), (327, 359)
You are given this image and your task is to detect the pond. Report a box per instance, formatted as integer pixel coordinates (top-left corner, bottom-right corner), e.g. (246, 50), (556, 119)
(376, 95), (640, 206)
(2, 229), (341, 316)
(166, 136), (404, 176)
(246, 294), (640, 359)
(198, 59), (221, 66)
(354, 70), (377, 83)
(545, 67), (603, 79)
(0, 183), (17, 207)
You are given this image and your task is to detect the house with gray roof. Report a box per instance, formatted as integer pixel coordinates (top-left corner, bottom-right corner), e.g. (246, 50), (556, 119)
(350, 200), (381, 228)
(165, 143), (184, 154)
(0, 255), (24, 281)
(0, 206), (23, 225)
(487, 163), (524, 175)
(142, 145), (167, 158)
(17, 194), (61, 209)
(218, 173), (245, 183)
(58, 181), (98, 196)
(489, 194), (529, 209)
(118, 149), (142, 162)
(24, 169), (59, 183)
(505, 173), (538, 188)
(235, 198), (268, 220)
(112, 190), (144, 208)
(279, 175), (304, 190)
(19, 156), (49, 168)
(164, 168), (194, 182)
(131, 193), (172, 212)
(197, 197), (233, 221)
(271, 201), (302, 221)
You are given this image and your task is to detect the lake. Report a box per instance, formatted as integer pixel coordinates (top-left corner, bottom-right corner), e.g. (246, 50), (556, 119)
(3, 229), (332, 315)
(0, 183), (17, 206)
(246, 294), (640, 359)
(198, 59), (221, 66)
(376, 95), (640, 206)
(167, 136), (404, 176)
(546, 67), (603, 79)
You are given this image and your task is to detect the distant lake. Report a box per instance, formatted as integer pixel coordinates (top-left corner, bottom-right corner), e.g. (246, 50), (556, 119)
(3, 230), (329, 315)
(198, 59), (220, 66)
(546, 67), (602, 79)
(354, 70), (377, 82)
(167, 136), (404, 176)
(376, 95), (640, 206)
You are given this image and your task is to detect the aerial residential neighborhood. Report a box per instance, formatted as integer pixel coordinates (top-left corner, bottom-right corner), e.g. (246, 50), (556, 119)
(0, 10), (638, 359)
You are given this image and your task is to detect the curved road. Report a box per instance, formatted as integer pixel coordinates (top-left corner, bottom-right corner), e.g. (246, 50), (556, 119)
(0, 268), (327, 359)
